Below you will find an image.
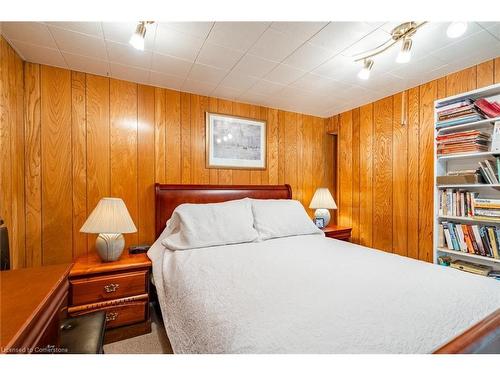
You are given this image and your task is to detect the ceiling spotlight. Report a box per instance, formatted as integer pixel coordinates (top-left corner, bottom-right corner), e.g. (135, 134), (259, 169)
(129, 21), (154, 51)
(447, 22), (467, 38)
(358, 59), (374, 80)
(396, 37), (412, 63)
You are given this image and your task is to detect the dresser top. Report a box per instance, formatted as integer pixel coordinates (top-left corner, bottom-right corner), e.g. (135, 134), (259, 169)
(70, 251), (151, 277)
(0, 263), (72, 352)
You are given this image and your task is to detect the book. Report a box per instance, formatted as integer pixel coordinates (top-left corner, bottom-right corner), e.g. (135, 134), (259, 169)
(487, 227), (498, 258)
(472, 225), (486, 256)
(474, 208), (500, 217)
(450, 260), (492, 276)
(455, 224), (467, 252)
(442, 222), (453, 250)
(492, 121), (500, 152)
(485, 160), (499, 183)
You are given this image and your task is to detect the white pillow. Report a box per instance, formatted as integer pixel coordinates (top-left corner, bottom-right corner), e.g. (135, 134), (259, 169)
(250, 199), (323, 240)
(161, 199), (258, 250)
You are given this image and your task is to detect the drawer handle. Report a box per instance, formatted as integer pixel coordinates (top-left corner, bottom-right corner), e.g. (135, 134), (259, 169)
(104, 283), (119, 293)
(106, 312), (118, 322)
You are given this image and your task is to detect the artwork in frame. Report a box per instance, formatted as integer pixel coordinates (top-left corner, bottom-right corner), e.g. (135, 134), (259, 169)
(206, 112), (266, 169)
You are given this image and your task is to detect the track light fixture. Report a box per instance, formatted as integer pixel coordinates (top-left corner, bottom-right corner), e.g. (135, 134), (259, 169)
(358, 59), (374, 80)
(447, 22), (467, 38)
(352, 21), (426, 79)
(129, 21), (154, 51)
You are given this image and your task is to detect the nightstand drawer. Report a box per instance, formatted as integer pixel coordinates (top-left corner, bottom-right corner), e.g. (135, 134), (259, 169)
(69, 299), (148, 329)
(70, 270), (148, 305)
(101, 300), (148, 329)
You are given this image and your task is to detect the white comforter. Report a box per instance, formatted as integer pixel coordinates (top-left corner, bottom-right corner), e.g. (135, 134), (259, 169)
(148, 233), (500, 353)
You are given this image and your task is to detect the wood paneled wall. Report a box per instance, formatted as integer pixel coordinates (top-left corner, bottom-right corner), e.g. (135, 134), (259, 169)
(3, 43), (333, 268)
(0, 37), (25, 269)
(330, 57), (500, 262)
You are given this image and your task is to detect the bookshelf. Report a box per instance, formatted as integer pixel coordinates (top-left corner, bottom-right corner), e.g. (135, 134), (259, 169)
(434, 83), (500, 275)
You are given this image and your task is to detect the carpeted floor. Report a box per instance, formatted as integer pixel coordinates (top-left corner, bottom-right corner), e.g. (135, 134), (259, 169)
(104, 305), (173, 354)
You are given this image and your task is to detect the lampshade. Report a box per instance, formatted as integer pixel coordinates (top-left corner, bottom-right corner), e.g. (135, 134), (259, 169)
(309, 188), (337, 209)
(80, 198), (137, 234)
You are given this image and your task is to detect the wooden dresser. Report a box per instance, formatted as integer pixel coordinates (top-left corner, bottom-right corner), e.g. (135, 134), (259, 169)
(1, 264), (71, 354)
(68, 252), (152, 343)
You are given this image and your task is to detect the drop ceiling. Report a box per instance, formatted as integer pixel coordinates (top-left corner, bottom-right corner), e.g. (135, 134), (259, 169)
(1, 21), (499, 117)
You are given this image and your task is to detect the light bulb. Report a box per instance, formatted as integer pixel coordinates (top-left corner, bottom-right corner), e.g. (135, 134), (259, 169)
(129, 22), (147, 51)
(396, 38), (412, 64)
(358, 59), (373, 80)
(129, 33), (145, 50)
(447, 22), (467, 38)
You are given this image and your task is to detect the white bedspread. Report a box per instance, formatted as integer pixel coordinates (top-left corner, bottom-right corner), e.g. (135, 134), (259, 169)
(148, 234), (500, 353)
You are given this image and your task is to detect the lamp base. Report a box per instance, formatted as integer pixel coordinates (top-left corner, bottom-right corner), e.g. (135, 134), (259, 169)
(96, 233), (125, 262)
(314, 209), (331, 226)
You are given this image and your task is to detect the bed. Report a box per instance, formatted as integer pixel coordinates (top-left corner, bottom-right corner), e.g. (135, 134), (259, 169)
(148, 183), (500, 354)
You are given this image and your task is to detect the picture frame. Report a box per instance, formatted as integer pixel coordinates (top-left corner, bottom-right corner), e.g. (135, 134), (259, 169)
(314, 217), (325, 229)
(206, 112), (266, 170)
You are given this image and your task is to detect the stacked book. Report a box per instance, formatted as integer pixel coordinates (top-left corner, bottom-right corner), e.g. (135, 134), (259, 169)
(436, 130), (490, 155)
(475, 95), (500, 118)
(436, 98), (485, 129)
(473, 197), (500, 218)
(438, 221), (500, 259)
(438, 189), (477, 217)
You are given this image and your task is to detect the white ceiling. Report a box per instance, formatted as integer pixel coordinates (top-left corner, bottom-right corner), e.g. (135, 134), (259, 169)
(1, 21), (500, 117)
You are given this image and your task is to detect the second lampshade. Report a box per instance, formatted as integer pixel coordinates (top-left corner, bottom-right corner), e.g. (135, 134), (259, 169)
(309, 188), (337, 226)
(80, 198), (137, 262)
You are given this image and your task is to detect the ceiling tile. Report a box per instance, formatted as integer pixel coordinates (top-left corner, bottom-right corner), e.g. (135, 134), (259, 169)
(107, 41), (152, 69)
(206, 22), (270, 51)
(247, 79), (286, 96)
(182, 79), (217, 96)
(231, 54), (278, 78)
(45, 22), (104, 38)
(102, 22), (157, 51)
(340, 28), (392, 58)
(312, 54), (360, 80)
(188, 63), (228, 84)
(270, 22), (328, 40)
(430, 29), (500, 64)
(479, 22), (500, 40)
(49, 27), (108, 60)
(237, 91), (270, 105)
(249, 27), (312, 62)
(157, 22), (214, 39)
(219, 72), (259, 91)
(150, 70), (185, 90)
(308, 22), (381, 54)
(289, 72), (344, 92)
(283, 42), (335, 71)
(264, 64), (307, 85)
(151, 53), (193, 78)
(196, 42), (244, 70)
(109, 63), (150, 85)
(2, 22), (57, 48)
(408, 22), (484, 60)
(62, 52), (109, 76)
(9, 40), (66, 67)
(154, 24), (205, 61)
(211, 85), (243, 101)
(390, 54), (449, 80)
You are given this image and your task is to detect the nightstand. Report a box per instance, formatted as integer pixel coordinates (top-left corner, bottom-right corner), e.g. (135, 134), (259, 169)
(322, 225), (352, 241)
(68, 251), (152, 344)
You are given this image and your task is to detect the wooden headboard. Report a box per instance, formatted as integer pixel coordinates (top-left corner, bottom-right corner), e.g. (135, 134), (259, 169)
(154, 183), (292, 238)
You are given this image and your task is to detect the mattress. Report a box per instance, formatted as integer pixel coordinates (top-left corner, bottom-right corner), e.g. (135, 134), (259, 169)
(147, 233), (500, 353)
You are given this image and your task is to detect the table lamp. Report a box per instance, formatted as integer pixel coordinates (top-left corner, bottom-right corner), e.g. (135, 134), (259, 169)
(80, 197), (137, 262)
(309, 188), (337, 226)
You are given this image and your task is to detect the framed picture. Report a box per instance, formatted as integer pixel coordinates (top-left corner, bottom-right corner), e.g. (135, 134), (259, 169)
(314, 217), (325, 229)
(206, 112), (266, 170)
